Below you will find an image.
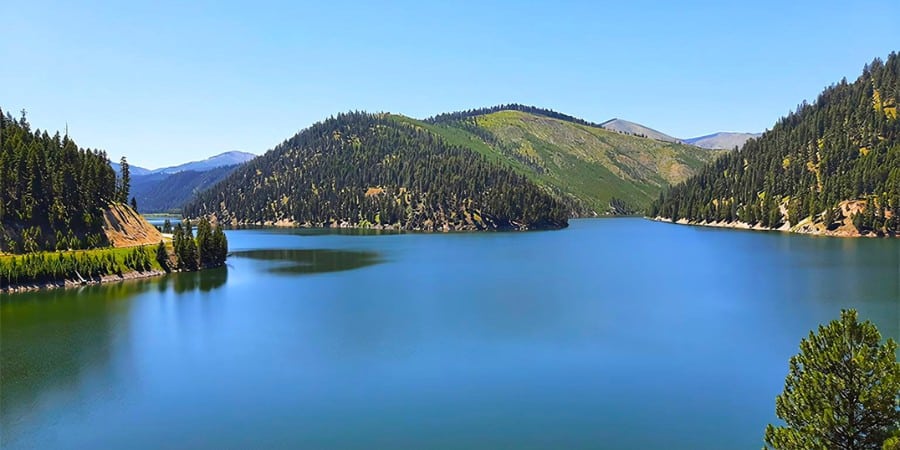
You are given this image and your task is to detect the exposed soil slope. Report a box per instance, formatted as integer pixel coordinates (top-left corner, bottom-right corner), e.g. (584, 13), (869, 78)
(103, 203), (164, 247)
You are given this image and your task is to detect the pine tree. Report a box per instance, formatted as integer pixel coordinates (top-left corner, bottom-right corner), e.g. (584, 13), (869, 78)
(172, 223), (185, 269)
(764, 310), (900, 449)
(155, 241), (169, 271)
(195, 218), (212, 267)
(118, 156), (130, 203)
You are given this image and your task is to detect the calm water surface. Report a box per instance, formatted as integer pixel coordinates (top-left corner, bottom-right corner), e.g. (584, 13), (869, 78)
(2, 219), (898, 449)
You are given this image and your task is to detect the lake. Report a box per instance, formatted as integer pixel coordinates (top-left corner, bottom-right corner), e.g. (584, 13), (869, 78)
(2, 219), (898, 449)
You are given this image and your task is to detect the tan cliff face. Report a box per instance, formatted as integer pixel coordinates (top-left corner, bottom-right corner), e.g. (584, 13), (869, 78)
(102, 203), (165, 247)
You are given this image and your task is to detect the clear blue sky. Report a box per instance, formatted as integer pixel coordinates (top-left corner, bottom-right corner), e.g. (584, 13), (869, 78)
(3, 0), (898, 169)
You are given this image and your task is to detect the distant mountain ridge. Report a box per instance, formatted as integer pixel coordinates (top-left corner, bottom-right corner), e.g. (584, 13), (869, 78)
(152, 151), (256, 174)
(599, 118), (761, 150)
(112, 151), (255, 175)
(119, 151), (257, 213)
(132, 165), (241, 213)
(683, 132), (762, 150)
(599, 118), (681, 143)
(111, 161), (152, 176)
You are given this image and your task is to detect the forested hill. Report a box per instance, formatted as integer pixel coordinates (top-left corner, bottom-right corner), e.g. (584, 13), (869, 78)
(398, 108), (719, 214)
(0, 109), (119, 253)
(183, 112), (569, 231)
(652, 53), (900, 237)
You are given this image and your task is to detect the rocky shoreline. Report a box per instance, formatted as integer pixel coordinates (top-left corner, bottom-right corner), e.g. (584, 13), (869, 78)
(653, 217), (896, 238)
(1, 269), (167, 294)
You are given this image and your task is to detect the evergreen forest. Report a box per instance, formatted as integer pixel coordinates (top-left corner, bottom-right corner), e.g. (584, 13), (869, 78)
(184, 112), (570, 230)
(652, 53), (900, 235)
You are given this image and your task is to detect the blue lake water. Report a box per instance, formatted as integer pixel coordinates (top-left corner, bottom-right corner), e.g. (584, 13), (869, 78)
(2, 218), (898, 449)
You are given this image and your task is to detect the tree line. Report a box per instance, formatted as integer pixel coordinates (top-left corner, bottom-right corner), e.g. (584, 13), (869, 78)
(0, 246), (156, 289)
(1, 218), (227, 289)
(184, 112), (569, 230)
(652, 53), (900, 235)
(425, 103), (605, 129)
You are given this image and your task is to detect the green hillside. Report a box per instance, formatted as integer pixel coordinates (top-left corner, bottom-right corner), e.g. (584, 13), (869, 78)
(393, 107), (719, 214)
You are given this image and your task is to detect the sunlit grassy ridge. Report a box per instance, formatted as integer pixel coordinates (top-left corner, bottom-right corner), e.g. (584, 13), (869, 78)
(393, 110), (720, 214)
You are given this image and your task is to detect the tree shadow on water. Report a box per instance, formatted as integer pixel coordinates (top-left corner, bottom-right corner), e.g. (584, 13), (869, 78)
(231, 249), (382, 275)
(155, 266), (229, 294)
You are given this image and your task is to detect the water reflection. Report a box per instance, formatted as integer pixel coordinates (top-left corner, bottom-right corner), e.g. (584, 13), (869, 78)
(231, 249), (381, 275)
(0, 282), (142, 445)
(168, 266), (228, 293)
(0, 268), (228, 447)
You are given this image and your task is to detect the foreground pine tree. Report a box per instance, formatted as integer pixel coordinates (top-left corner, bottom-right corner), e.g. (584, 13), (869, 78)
(765, 309), (900, 449)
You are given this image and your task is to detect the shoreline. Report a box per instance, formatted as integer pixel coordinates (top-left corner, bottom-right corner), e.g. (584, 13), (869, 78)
(1, 269), (168, 294)
(218, 218), (569, 232)
(651, 217), (896, 238)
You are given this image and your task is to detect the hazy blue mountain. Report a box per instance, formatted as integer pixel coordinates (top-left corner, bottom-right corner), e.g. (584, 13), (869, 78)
(123, 151), (257, 213)
(111, 161), (152, 176)
(133, 165), (241, 213)
(683, 132), (762, 150)
(152, 151), (256, 174)
(599, 118), (681, 143)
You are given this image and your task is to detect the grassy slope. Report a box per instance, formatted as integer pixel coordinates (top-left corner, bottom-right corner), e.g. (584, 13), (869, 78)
(392, 111), (720, 213)
(0, 245), (166, 273)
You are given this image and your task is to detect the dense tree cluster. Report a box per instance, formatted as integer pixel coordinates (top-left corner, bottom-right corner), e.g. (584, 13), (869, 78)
(652, 54), (900, 235)
(171, 218), (227, 270)
(0, 246), (156, 289)
(184, 112), (568, 230)
(425, 103), (604, 128)
(0, 108), (119, 253)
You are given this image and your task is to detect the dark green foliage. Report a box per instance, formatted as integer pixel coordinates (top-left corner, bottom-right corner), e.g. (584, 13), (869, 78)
(0, 108), (118, 253)
(652, 53), (900, 235)
(212, 226), (227, 263)
(765, 310), (900, 450)
(162, 219), (172, 234)
(184, 112), (568, 230)
(0, 246), (156, 289)
(155, 241), (169, 271)
(885, 431), (900, 449)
